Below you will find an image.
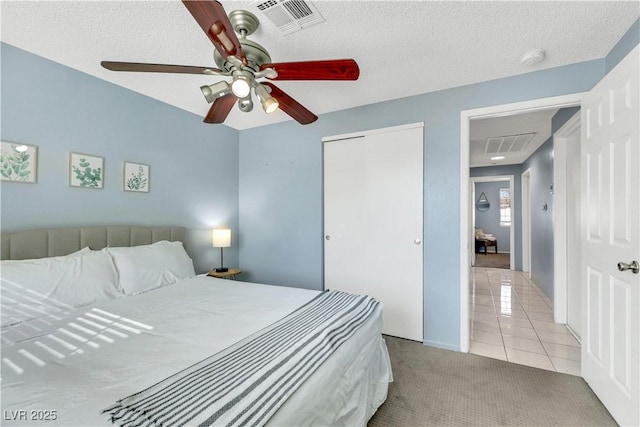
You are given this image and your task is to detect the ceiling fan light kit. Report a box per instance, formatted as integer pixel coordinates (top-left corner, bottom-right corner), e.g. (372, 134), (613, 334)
(230, 71), (252, 98)
(200, 80), (230, 103)
(238, 96), (254, 112)
(255, 83), (279, 113)
(100, 0), (360, 125)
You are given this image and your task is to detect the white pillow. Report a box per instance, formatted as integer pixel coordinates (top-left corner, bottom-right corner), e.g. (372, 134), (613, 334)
(0, 246), (91, 268)
(105, 240), (195, 295)
(1, 249), (121, 326)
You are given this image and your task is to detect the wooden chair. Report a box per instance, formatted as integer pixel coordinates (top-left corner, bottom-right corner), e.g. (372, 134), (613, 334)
(482, 239), (498, 254)
(474, 229), (498, 255)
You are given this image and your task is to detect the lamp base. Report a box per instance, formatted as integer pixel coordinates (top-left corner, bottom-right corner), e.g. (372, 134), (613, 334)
(215, 267), (229, 273)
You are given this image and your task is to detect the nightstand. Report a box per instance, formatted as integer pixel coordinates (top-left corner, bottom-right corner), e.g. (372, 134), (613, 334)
(207, 268), (242, 280)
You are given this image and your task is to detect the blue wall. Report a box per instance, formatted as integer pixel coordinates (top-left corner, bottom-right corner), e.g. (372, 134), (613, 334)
(474, 181), (511, 253)
(522, 137), (554, 298)
(552, 107), (581, 132)
(605, 18), (639, 73)
(521, 106), (581, 300)
(0, 43), (240, 273)
(239, 59), (605, 350)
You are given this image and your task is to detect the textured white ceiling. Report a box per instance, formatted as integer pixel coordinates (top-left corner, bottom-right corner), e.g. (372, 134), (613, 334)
(2, 1), (638, 130)
(470, 108), (559, 167)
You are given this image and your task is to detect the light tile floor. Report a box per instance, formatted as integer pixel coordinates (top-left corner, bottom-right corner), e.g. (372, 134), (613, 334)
(469, 267), (581, 376)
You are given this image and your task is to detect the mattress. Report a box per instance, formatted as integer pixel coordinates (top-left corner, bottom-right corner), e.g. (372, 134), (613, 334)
(1, 275), (391, 426)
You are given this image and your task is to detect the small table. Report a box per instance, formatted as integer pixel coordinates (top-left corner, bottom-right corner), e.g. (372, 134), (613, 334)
(475, 239), (498, 255)
(207, 268), (242, 280)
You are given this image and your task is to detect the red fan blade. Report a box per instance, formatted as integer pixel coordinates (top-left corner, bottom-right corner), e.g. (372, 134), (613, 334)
(101, 61), (223, 75)
(260, 59), (359, 80)
(263, 83), (317, 125)
(182, 0), (246, 65)
(204, 93), (237, 123)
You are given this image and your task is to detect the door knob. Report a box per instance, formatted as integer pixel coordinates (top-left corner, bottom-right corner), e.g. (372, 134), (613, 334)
(414, 238), (422, 245)
(617, 260), (639, 274)
(325, 235), (331, 240)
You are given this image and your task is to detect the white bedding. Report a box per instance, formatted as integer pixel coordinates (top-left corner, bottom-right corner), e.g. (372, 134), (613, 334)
(1, 275), (391, 426)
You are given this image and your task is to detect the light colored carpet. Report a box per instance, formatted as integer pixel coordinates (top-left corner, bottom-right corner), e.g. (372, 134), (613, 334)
(473, 253), (510, 269)
(368, 336), (616, 426)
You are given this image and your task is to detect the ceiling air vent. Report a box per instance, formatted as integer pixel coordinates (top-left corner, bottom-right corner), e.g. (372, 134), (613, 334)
(485, 133), (536, 154)
(251, 0), (324, 35)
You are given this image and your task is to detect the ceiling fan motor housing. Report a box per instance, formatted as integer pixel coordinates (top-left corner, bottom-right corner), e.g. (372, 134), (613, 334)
(228, 10), (260, 36)
(214, 38), (272, 73)
(214, 10), (271, 73)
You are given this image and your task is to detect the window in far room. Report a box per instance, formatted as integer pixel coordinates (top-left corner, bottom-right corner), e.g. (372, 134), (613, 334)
(500, 188), (511, 227)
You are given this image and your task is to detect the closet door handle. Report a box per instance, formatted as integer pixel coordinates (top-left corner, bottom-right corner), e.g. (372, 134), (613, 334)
(414, 238), (422, 245)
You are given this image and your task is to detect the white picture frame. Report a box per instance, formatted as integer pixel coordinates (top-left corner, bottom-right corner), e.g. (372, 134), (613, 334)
(69, 152), (104, 189)
(123, 161), (150, 193)
(0, 141), (38, 183)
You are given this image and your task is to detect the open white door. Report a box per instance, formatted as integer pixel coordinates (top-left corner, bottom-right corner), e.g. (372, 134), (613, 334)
(581, 45), (639, 426)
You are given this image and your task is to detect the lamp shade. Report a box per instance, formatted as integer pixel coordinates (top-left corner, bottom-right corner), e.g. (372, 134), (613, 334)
(212, 229), (231, 248)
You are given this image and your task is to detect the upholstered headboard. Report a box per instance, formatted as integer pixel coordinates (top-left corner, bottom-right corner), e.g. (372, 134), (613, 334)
(1, 226), (186, 260)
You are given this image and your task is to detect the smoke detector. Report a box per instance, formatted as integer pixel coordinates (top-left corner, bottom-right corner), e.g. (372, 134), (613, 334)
(519, 49), (545, 66)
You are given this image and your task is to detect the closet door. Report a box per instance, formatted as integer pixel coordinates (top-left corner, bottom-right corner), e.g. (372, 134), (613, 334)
(323, 125), (423, 341)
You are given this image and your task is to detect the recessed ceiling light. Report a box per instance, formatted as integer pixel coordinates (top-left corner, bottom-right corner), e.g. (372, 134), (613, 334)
(519, 49), (545, 66)
(491, 156), (505, 160)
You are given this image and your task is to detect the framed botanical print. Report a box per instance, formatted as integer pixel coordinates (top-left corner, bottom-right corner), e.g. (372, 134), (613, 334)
(0, 142), (37, 183)
(69, 152), (104, 188)
(123, 161), (150, 192)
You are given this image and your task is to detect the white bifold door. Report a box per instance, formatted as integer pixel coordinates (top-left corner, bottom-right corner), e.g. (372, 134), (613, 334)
(581, 45), (639, 426)
(323, 124), (424, 342)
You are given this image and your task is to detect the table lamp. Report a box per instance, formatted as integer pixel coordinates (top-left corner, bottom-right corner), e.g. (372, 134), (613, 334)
(212, 229), (231, 272)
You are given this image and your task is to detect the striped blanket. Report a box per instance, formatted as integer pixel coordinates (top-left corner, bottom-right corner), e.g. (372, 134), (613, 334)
(103, 290), (380, 427)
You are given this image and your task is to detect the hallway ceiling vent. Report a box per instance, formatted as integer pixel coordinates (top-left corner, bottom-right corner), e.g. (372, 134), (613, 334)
(251, 0), (325, 35)
(484, 132), (536, 154)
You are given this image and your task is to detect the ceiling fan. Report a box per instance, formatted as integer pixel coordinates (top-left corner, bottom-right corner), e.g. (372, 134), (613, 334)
(101, 0), (360, 125)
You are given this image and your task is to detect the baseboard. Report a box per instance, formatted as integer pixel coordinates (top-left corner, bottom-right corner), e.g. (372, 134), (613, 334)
(528, 278), (553, 302)
(423, 339), (460, 352)
(566, 325), (582, 344)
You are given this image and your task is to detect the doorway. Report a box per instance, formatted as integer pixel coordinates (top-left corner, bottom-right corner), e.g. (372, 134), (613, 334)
(551, 111), (582, 334)
(521, 169), (531, 276)
(469, 175), (514, 270)
(465, 104), (582, 373)
(460, 93), (584, 356)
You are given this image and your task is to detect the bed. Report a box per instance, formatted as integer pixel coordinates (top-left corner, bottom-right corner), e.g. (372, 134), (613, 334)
(1, 226), (392, 426)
